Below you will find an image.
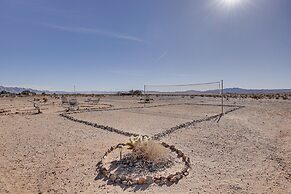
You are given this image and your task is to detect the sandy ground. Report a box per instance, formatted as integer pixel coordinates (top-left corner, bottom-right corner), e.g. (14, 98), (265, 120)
(72, 104), (230, 136)
(0, 95), (290, 193)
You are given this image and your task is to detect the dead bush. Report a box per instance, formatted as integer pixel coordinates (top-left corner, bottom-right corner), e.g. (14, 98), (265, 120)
(135, 140), (169, 163)
(69, 99), (78, 106)
(126, 137), (169, 163)
(61, 96), (68, 104)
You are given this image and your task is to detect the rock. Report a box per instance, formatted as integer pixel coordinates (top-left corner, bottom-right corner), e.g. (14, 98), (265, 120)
(146, 176), (154, 184)
(167, 174), (174, 180)
(120, 176), (126, 181)
(182, 155), (187, 161)
(175, 174), (183, 180)
(170, 145), (175, 150)
(138, 177), (146, 184)
(170, 176), (178, 183)
(177, 150), (184, 158)
(127, 180), (133, 186)
(183, 171), (189, 176)
(132, 179), (139, 184)
(161, 142), (169, 148)
(160, 176), (166, 183)
(101, 169), (108, 177)
(109, 174), (117, 182)
(115, 178), (121, 184)
(122, 180), (128, 185)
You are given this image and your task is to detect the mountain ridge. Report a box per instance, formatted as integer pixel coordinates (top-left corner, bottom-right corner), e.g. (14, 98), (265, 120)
(1, 86), (291, 94)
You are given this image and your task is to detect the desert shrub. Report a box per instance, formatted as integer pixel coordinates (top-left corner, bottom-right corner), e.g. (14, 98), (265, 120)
(126, 136), (169, 163)
(91, 98), (100, 104)
(61, 96), (68, 104)
(20, 90), (36, 96)
(0, 91), (11, 95)
(33, 103), (41, 114)
(134, 140), (168, 163)
(69, 99), (78, 106)
(129, 90), (143, 96)
(282, 94), (288, 100)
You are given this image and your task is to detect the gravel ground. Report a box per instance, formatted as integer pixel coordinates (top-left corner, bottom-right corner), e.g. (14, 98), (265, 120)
(0, 96), (290, 193)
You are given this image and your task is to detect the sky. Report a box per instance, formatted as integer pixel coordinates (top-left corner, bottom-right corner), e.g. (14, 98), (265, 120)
(0, 0), (291, 91)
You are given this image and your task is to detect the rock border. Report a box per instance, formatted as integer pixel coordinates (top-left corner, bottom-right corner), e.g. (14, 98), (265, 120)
(60, 105), (244, 139)
(64, 103), (114, 114)
(96, 142), (191, 186)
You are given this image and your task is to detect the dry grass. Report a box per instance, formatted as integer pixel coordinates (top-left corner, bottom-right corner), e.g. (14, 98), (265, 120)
(130, 140), (169, 163)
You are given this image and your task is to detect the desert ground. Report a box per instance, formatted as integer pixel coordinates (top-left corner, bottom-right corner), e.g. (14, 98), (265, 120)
(0, 95), (290, 193)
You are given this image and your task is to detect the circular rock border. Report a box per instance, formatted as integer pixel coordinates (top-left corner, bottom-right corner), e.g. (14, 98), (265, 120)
(96, 142), (191, 186)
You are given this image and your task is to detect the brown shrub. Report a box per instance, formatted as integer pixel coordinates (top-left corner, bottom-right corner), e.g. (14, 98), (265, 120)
(130, 140), (169, 163)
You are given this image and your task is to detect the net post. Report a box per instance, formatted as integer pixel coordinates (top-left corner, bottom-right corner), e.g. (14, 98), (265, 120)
(221, 80), (224, 115)
(144, 85), (146, 107)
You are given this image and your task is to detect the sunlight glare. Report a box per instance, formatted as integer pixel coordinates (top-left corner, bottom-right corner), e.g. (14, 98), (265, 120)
(220, 0), (243, 8)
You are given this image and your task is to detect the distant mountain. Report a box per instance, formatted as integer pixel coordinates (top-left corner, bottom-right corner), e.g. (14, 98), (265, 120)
(0, 86), (43, 94)
(1, 86), (291, 95)
(205, 88), (291, 94)
(147, 87), (291, 94)
(0, 86), (119, 94)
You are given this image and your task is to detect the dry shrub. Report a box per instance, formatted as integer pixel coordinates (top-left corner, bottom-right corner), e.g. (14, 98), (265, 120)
(69, 99), (78, 106)
(43, 98), (48, 103)
(61, 96), (68, 104)
(131, 140), (169, 163)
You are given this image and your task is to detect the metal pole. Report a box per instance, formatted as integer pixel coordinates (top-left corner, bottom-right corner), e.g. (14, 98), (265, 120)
(221, 80), (224, 115)
(144, 85), (146, 107)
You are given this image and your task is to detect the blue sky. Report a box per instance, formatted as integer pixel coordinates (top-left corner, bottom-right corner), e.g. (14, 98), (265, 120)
(0, 0), (290, 91)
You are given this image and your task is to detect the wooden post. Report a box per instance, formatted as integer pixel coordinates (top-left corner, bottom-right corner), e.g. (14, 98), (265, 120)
(221, 80), (224, 115)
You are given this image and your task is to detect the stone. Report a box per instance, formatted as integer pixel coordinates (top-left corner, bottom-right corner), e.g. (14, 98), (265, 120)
(177, 150), (184, 158)
(175, 174), (183, 180)
(160, 176), (166, 182)
(167, 174), (174, 180)
(115, 178), (121, 184)
(109, 174), (117, 182)
(132, 179), (139, 184)
(101, 169), (108, 176)
(128, 180), (134, 186)
(122, 180), (128, 185)
(154, 179), (161, 184)
(120, 176), (126, 181)
(161, 142), (169, 148)
(138, 177), (146, 185)
(170, 176), (178, 183)
(182, 155), (187, 162)
(183, 171), (189, 176)
(146, 176), (154, 184)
